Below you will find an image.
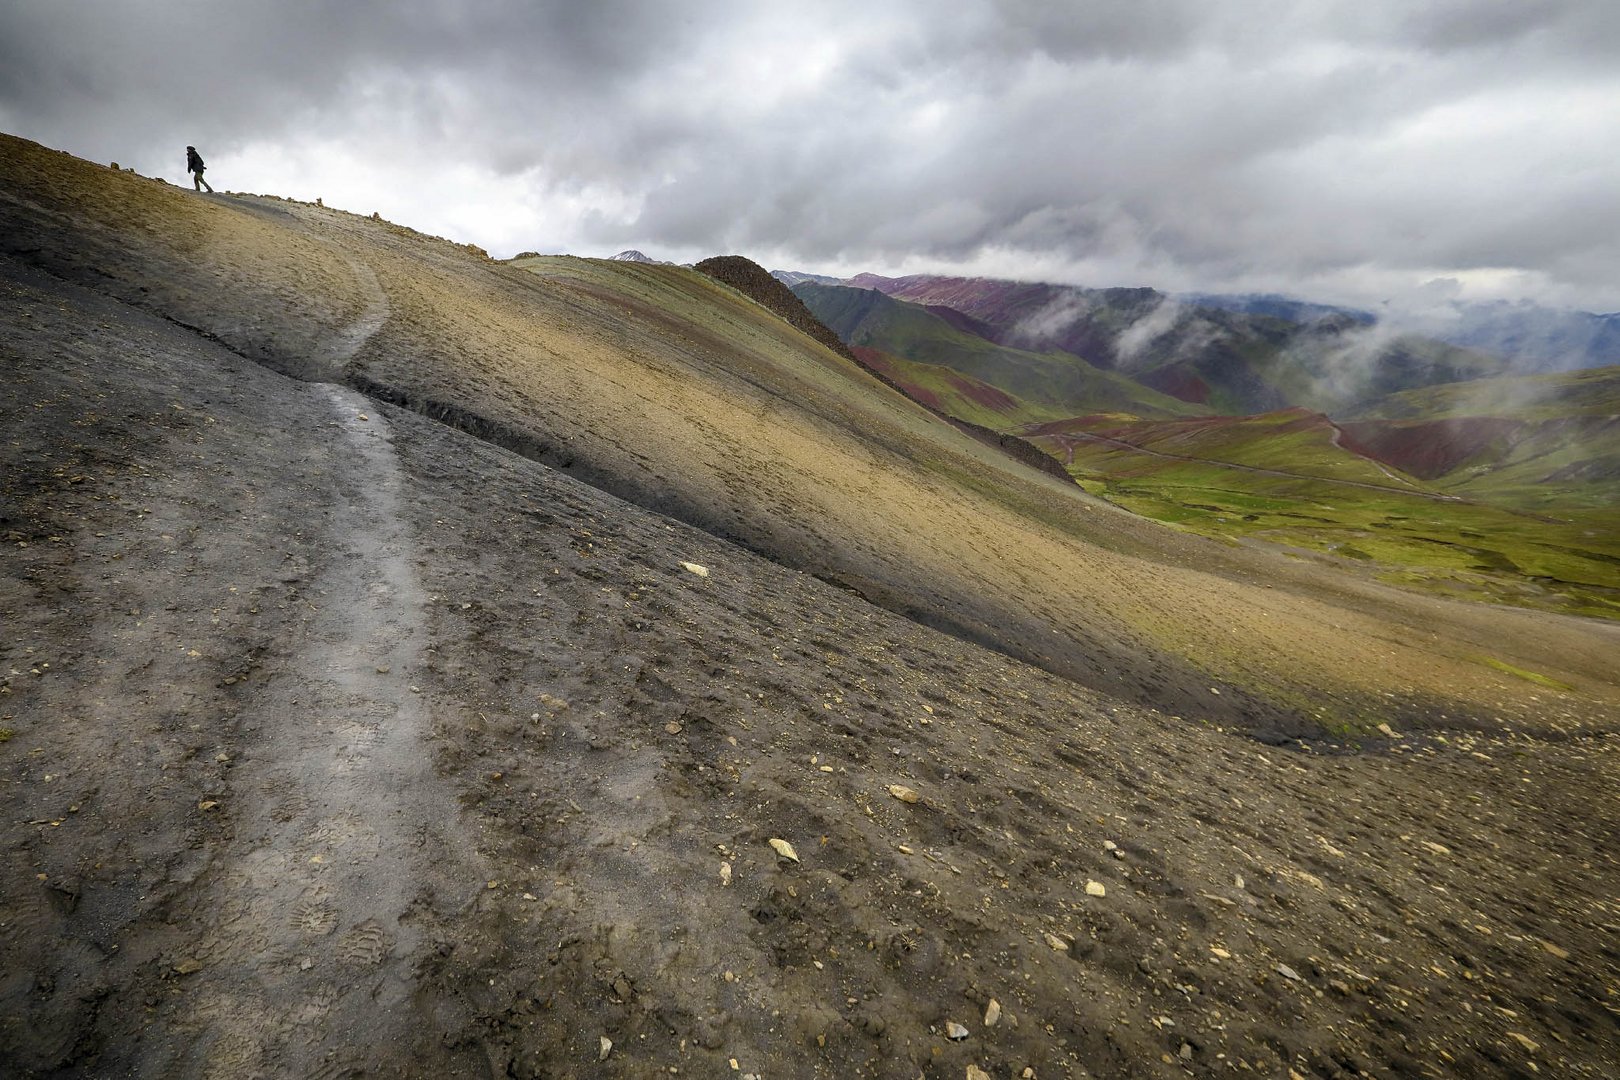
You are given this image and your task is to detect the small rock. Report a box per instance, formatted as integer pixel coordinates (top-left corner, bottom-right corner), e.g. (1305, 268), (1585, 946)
(719, 862), (732, 886)
(1179, 1042), (1194, 1061)
(1376, 722), (1399, 738)
(1541, 940), (1570, 959)
(967, 1066), (992, 1080)
(680, 562), (710, 578)
(1508, 1032), (1539, 1053)
(983, 998), (1002, 1027)
(1209, 946), (1232, 959)
(946, 1021), (970, 1040)
(665, 722), (682, 735)
(1043, 932), (1070, 952)
(599, 1036), (613, 1061)
(197, 800), (219, 812)
(1085, 880), (1106, 897)
(172, 958), (203, 976)
(887, 784), (920, 804)
(768, 838), (800, 863)
(1276, 963), (1302, 982)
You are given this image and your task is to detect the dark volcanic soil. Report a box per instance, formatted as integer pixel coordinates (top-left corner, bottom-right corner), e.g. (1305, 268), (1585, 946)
(2, 143), (1619, 1079)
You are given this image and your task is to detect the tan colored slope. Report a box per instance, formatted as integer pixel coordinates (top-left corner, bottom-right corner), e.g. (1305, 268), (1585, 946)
(4, 132), (1616, 735)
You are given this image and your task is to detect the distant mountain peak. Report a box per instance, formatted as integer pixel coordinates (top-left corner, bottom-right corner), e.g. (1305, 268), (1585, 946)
(609, 249), (656, 263)
(771, 269), (847, 288)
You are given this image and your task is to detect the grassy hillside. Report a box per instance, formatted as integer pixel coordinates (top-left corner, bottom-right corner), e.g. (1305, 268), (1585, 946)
(1023, 411), (1620, 619)
(1354, 364), (1620, 420)
(796, 282), (1205, 421)
(1345, 367), (1620, 516)
(1436, 417), (1620, 515)
(1028, 408), (1433, 487)
(849, 346), (1071, 429)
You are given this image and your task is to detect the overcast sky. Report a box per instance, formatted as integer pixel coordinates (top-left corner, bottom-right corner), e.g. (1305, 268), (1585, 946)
(3, 1), (1618, 312)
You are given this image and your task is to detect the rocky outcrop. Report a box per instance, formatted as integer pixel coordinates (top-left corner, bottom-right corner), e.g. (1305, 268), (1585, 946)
(695, 255), (858, 364)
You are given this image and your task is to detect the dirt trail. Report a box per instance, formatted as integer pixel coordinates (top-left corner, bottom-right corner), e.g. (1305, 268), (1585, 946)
(144, 247), (488, 1074)
(322, 260), (391, 380)
(145, 388), (485, 1077)
(0, 234), (484, 1072)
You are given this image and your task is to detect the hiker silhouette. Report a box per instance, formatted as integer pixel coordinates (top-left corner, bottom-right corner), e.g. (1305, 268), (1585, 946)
(186, 145), (213, 193)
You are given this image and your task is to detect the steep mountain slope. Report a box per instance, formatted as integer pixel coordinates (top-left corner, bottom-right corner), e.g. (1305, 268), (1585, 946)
(5, 134), (1620, 1078)
(795, 283), (1204, 420)
(849, 346), (1069, 430)
(1422, 300), (1620, 373)
(698, 263), (1073, 482)
(853, 274), (1505, 415)
(1353, 364), (1620, 421)
(1343, 367), (1620, 514)
(694, 254), (858, 364)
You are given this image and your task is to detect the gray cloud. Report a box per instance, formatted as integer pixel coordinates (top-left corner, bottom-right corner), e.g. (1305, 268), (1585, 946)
(2, 0), (1617, 312)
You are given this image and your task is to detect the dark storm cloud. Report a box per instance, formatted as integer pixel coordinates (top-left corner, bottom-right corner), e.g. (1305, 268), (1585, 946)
(2, 1), (1617, 310)
(0, 1), (713, 153)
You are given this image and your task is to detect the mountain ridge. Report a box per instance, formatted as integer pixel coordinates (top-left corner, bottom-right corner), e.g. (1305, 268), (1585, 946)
(842, 272), (1506, 416)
